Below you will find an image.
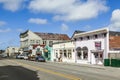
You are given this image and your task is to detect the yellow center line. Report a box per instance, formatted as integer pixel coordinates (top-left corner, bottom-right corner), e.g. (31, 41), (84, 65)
(8, 60), (81, 80)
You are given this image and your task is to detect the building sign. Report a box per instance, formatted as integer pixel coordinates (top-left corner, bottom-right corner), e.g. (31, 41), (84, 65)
(95, 41), (101, 50)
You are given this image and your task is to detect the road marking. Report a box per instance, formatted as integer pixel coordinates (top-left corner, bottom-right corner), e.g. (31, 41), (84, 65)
(8, 60), (81, 80)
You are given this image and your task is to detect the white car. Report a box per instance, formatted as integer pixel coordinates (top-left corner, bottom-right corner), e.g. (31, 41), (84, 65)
(17, 54), (28, 60)
(0, 53), (7, 58)
(23, 56), (28, 60)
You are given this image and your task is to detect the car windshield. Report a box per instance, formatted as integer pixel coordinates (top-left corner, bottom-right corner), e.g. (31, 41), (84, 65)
(21, 53), (28, 56)
(38, 56), (43, 58)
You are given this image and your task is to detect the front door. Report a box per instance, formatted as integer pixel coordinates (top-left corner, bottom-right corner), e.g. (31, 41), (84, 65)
(94, 52), (103, 65)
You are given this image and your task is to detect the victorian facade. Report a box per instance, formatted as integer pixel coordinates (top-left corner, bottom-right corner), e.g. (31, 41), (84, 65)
(73, 28), (120, 65)
(20, 30), (70, 60)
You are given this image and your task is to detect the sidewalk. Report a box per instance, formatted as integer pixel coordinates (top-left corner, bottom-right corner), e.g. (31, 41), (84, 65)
(48, 61), (120, 70)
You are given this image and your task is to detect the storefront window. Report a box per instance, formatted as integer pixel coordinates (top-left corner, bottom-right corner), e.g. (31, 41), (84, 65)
(95, 35), (98, 39)
(83, 52), (88, 59)
(77, 52), (81, 59)
(59, 50), (62, 58)
(56, 53), (58, 58)
(82, 47), (88, 60)
(76, 47), (82, 59)
(100, 53), (103, 58)
(87, 36), (90, 40)
(64, 50), (67, 58)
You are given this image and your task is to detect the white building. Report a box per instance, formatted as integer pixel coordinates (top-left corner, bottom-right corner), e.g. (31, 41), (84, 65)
(5, 46), (20, 57)
(73, 28), (120, 65)
(20, 30), (42, 52)
(52, 41), (75, 63)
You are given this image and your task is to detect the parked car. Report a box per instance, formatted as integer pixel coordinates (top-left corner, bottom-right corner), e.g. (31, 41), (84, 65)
(16, 53), (28, 60)
(28, 55), (36, 61)
(36, 56), (46, 62)
(0, 53), (7, 58)
(16, 54), (24, 59)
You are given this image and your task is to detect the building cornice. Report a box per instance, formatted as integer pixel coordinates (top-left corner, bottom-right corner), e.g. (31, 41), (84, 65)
(74, 28), (109, 38)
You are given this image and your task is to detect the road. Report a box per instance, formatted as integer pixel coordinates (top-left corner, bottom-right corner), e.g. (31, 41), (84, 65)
(0, 59), (120, 80)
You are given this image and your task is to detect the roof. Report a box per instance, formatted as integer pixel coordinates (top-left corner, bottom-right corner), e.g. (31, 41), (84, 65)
(109, 31), (120, 36)
(34, 32), (70, 40)
(20, 30), (29, 36)
(71, 30), (85, 39)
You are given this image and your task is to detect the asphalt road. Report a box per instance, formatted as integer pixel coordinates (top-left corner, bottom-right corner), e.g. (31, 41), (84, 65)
(0, 61), (39, 80)
(0, 59), (120, 80)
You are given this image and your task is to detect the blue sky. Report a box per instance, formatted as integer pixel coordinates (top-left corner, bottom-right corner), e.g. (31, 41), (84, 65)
(0, 0), (120, 49)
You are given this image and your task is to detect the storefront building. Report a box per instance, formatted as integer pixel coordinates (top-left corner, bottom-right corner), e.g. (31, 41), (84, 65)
(74, 28), (108, 65)
(74, 28), (120, 65)
(43, 45), (52, 61)
(52, 41), (75, 63)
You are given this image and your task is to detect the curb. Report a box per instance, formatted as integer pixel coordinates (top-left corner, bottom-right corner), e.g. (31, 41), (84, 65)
(47, 61), (120, 70)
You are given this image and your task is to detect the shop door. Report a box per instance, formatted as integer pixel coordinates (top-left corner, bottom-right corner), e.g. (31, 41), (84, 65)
(94, 53), (103, 64)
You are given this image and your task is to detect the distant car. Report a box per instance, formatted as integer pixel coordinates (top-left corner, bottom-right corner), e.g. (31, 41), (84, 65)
(16, 54), (28, 60)
(16, 54), (24, 59)
(27, 54), (36, 61)
(0, 53), (7, 58)
(36, 56), (46, 62)
(23, 56), (28, 60)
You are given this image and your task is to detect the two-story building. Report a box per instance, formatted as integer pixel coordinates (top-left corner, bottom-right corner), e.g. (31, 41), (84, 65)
(5, 46), (20, 57)
(73, 28), (120, 65)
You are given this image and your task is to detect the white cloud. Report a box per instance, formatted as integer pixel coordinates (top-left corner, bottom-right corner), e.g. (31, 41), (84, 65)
(0, 28), (11, 33)
(111, 9), (120, 22)
(109, 9), (120, 31)
(29, 0), (108, 21)
(28, 18), (47, 24)
(0, 0), (24, 12)
(61, 23), (69, 32)
(0, 21), (6, 26)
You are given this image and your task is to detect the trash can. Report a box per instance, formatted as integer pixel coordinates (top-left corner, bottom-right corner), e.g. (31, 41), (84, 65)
(111, 59), (117, 67)
(104, 59), (110, 66)
(116, 59), (120, 67)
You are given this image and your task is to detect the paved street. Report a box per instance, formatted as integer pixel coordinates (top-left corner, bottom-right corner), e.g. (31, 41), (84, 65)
(0, 59), (120, 80)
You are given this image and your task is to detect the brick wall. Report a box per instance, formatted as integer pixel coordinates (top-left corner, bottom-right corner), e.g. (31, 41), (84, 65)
(109, 36), (120, 50)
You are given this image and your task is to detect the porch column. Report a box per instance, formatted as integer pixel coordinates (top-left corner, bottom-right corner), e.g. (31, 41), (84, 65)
(81, 51), (84, 59)
(66, 49), (68, 59)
